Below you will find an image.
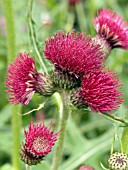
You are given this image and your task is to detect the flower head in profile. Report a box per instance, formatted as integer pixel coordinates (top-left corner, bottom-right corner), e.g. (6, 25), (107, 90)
(78, 165), (95, 170)
(108, 152), (128, 170)
(94, 8), (128, 49)
(6, 52), (54, 105)
(20, 121), (59, 165)
(43, 30), (105, 89)
(70, 70), (123, 113)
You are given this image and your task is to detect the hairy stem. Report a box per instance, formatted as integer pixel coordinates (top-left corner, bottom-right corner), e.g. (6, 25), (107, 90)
(65, 6), (75, 32)
(3, 1), (22, 170)
(26, 164), (32, 170)
(75, 1), (87, 32)
(27, 0), (48, 74)
(121, 112), (128, 153)
(51, 91), (70, 170)
(99, 112), (128, 126)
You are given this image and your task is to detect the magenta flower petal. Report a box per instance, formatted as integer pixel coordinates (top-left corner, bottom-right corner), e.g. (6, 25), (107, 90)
(81, 71), (124, 113)
(94, 8), (128, 49)
(6, 52), (37, 105)
(43, 30), (105, 78)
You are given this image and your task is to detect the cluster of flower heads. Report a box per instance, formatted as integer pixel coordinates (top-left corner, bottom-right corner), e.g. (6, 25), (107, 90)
(5, 8), (128, 166)
(6, 8), (127, 114)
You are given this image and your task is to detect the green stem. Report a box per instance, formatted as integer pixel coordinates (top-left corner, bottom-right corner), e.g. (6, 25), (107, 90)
(122, 112), (128, 153)
(26, 164), (32, 170)
(3, 1), (22, 170)
(27, 0), (48, 74)
(51, 91), (70, 170)
(3, 0), (16, 63)
(65, 6), (75, 32)
(75, 1), (87, 32)
(99, 112), (128, 126)
(12, 106), (21, 170)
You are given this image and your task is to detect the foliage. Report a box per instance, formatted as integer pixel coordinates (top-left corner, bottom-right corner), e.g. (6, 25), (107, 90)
(0, 0), (128, 170)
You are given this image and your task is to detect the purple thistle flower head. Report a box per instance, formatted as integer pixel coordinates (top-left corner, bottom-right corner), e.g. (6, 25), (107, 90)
(43, 30), (105, 79)
(71, 70), (124, 113)
(6, 52), (55, 105)
(94, 8), (128, 49)
(81, 70), (124, 113)
(20, 121), (59, 165)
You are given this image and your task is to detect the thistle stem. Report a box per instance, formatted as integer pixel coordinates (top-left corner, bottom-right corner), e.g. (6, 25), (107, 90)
(3, 1), (22, 170)
(121, 112), (128, 153)
(75, 1), (87, 32)
(65, 6), (75, 32)
(26, 164), (32, 170)
(27, 0), (48, 74)
(51, 91), (70, 170)
(99, 112), (128, 126)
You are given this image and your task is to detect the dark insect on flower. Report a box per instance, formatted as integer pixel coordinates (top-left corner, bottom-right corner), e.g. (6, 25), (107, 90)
(94, 8), (128, 50)
(70, 70), (124, 113)
(6, 52), (55, 105)
(20, 121), (59, 165)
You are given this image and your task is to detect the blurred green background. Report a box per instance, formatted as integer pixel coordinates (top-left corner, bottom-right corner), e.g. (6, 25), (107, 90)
(0, 0), (128, 170)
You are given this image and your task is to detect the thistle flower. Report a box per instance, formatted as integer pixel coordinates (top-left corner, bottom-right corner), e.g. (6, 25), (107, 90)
(78, 165), (95, 170)
(108, 152), (128, 170)
(70, 70), (123, 113)
(20, 122), (59, 165)
(6, 52), (55, 105)
(94, 8), (128, 50)
(43, 30), (105, 90)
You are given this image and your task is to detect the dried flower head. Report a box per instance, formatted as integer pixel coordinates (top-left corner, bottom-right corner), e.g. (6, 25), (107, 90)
(70, 70), (123, 113)
(78, 165), (95, 170)
(43, 30), (105, 89)
(6, 52), (55, 105)
(108, 152), (128, 170)
(94, 8), (128, 49)
(20, 122), (59, 165)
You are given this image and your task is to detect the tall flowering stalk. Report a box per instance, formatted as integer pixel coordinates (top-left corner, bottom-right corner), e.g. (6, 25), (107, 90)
(51, 91), (70, 170)
(4, 2), (128, 169)
(3, 1), (22, 170)
(43, 30), (107, 170)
